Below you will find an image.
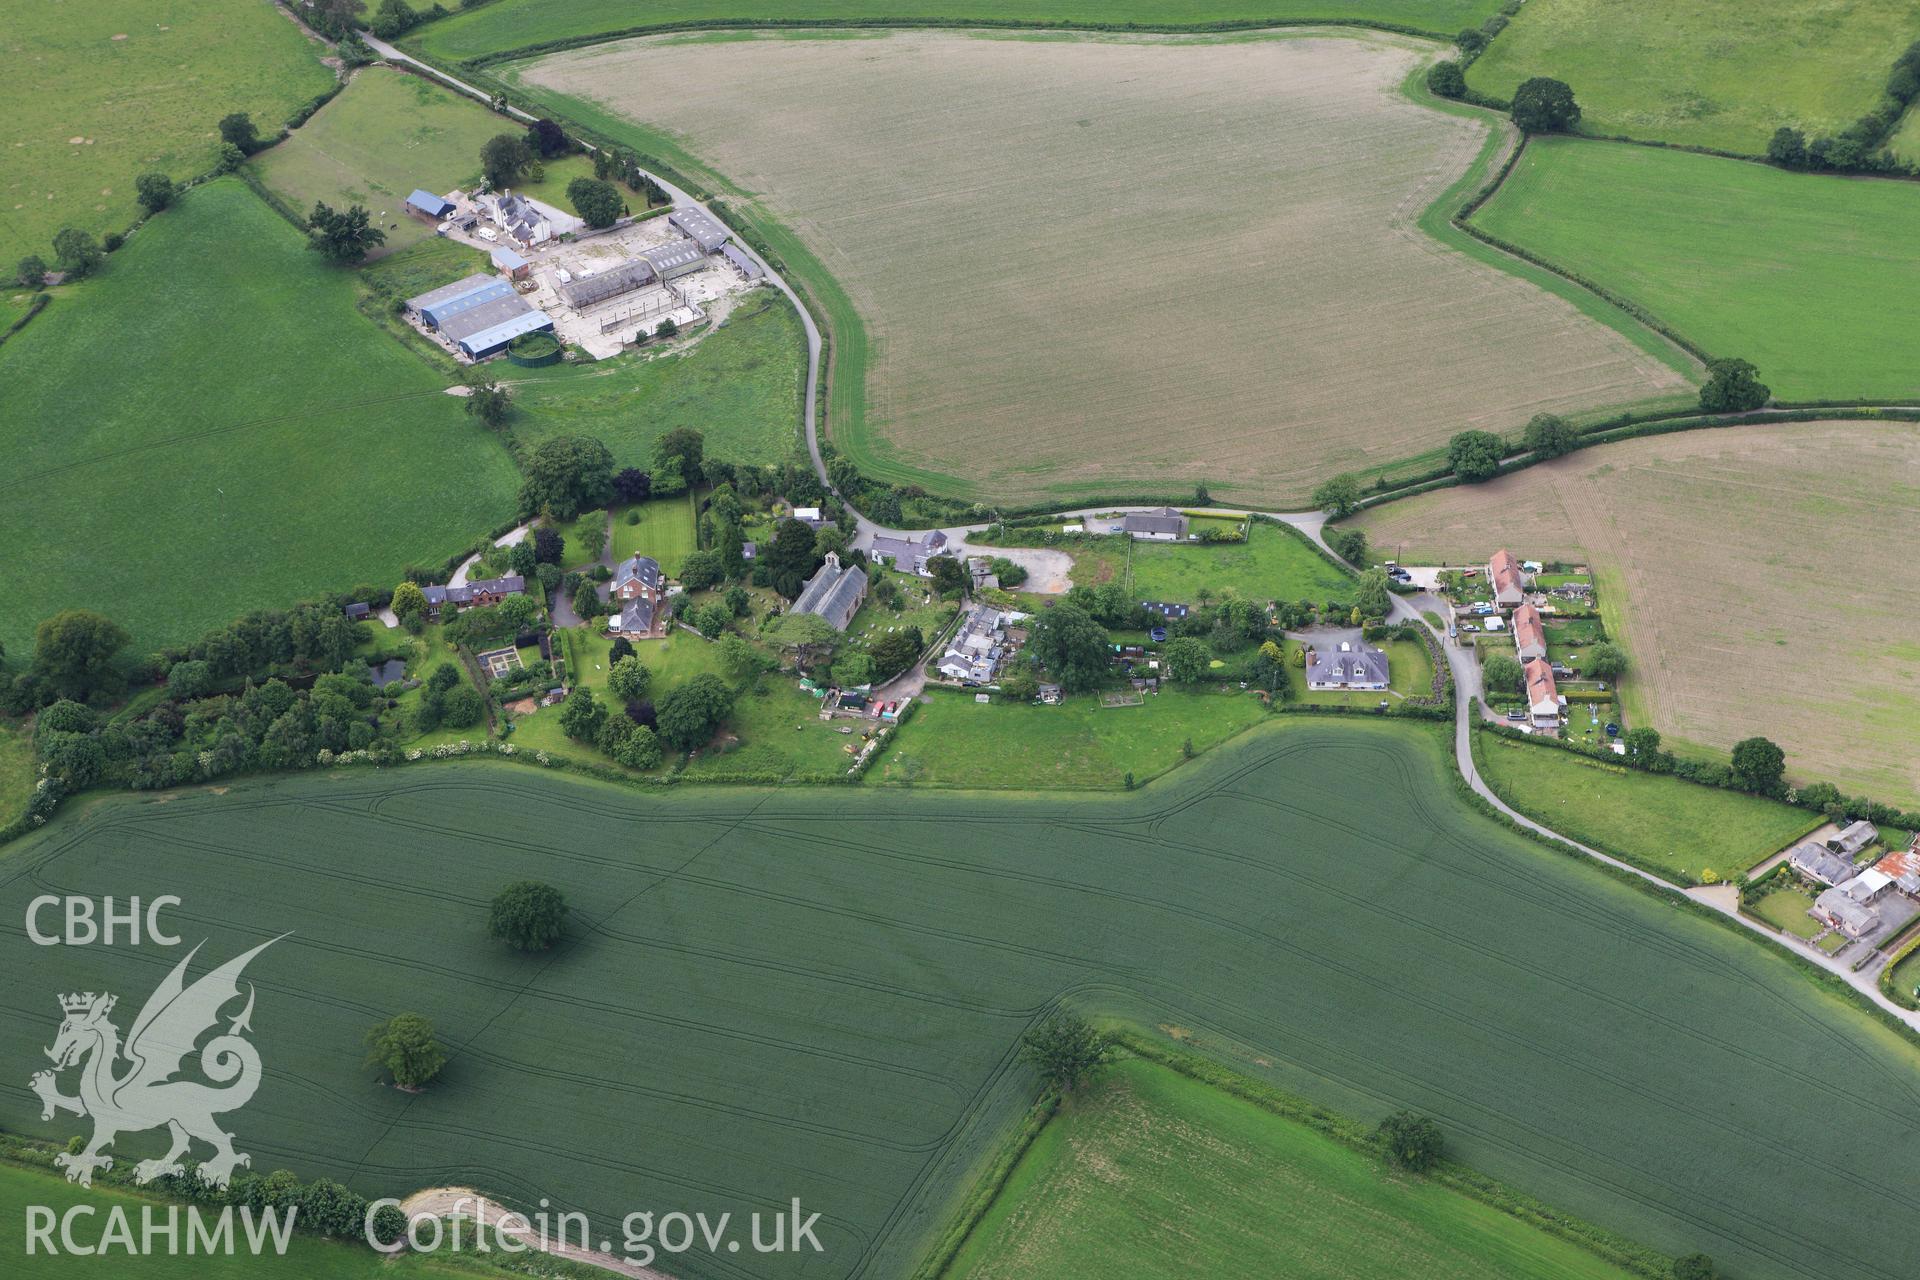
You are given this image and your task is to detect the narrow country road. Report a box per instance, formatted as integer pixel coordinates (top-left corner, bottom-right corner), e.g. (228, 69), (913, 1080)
(370, 35), (1920, 1034)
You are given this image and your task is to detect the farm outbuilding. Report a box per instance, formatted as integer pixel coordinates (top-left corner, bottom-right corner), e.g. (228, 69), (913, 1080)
(669, 207), (730, 251)
(491, 247), (530, 280)
(557, 259), (657, 310)
(405, 189), (455, 221)
(407, 272), (553, 359)
(640, 238), (709, 281)
(721, 243), (763, 280)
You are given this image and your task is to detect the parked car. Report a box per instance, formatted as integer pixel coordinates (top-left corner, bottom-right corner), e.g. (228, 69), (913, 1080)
(1505, 709), (1527, 721)
(1447, 625), (1458, 638)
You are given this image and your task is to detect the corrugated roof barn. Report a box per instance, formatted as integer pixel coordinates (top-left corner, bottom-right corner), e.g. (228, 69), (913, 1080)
(668, 207), (730, 251)
(640, 238), (708, 280)
(557, 259), (657, 310)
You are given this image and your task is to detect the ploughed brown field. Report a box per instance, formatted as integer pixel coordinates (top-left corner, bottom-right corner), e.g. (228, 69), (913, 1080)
(1347, 421), (1920, 805)
(516, 29), (1691, 505)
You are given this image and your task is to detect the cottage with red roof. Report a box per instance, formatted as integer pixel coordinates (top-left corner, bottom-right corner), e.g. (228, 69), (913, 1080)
(1488, 548), (1530, 609)
(1512, 602), (1546, 661)
(1524, 657), (1560, 727)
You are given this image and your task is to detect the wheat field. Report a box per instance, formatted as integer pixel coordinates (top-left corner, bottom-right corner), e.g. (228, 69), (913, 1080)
(516, 30), (1692, 505)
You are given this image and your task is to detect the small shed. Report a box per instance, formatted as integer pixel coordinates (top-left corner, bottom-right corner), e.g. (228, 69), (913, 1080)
(491, 246), (530, 280)
(405, 189), (456, 221)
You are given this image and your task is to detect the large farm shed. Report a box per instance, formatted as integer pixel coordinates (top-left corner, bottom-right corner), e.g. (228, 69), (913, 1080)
(558, 259), (656, 310)
(407, 272), (553, 359)
(640, 238), (708, 281)
(668, 206), (730, 251)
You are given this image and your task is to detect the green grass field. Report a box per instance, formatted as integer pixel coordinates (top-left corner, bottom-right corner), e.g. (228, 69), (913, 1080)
(0, 181), (519, 661)
(1130, 521), (1353, 605)
(0, 0), (335, 265)
(1470, 138), (1920, 401)
(950, 1056), (1640, 1279)
(611, 495), (701, 574)
(0, 1161), (491, 1278)
(4, 721), (1919, 1280)
(0, 719), (35, 829)
(409, 0), (1507, 62)
(510, 292), (808, 470)
(1466, 0), (1914, 153)
(876, 686), (1271, 789)
(1474, 731), (1819, 885)
(253, 67), (514, 255)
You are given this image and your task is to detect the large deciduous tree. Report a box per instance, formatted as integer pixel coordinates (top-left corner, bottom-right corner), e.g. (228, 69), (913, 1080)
(1446, 430), (1505, 483)
(1510, 77), (1580, 133)
(1698, 358), (1770, 413)
(1730, 736), (1786, 794)
(34, 610), (130, 701)
(364, 1014), (445, 1090)
(487, 880), (568, 952)
(1028, 602), (1109, 692)
(1377, 1111), (1444, 1172)
(566, 177), (623, 229)
(1311, 473), (1363, 517)
(1522, 412), (1576, 458)
(1017, 1013), (1113, 1096)
(520, 435), (615, 520)
(655, 674), (734, 751)
(480, 133), (535, 190)
(306, 202), (385, 263)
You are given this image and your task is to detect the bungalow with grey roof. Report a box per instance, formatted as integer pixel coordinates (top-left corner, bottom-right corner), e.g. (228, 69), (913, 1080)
(1306, 640), (1388, 691)
(1122, 507), (1188, 541)
(791, 552), (867, 632)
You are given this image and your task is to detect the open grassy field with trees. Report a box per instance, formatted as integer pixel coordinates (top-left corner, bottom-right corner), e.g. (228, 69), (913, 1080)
(509, 291), (808, 470)
(5, 721), (1919, 1279)
(0, 0), (335, 264)
(1466, 0), (1916, 153)
(1469, 138), (1920, 401)
(0, 180), (520, 661)
(253, 66), (517, 255)
(409, 0), (1511, 62)
(509, 29), (1689, 506)
(1130, 520), (1352, 605)
(1345, 421), (1920, 806)
(1473, 731), (1820, 884)
(948, 1056), (1644, 1279)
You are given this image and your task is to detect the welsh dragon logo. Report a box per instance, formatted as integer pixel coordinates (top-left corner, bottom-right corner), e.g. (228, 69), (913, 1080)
(30, 938), (280, 1189)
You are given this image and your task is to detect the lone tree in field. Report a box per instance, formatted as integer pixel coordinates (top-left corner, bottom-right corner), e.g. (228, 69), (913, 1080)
(1730, 736), (1787, 795)
(1377, 1111), (1443, 1172)
(1522, 412), (1577, 458)
(1481, 652), (1524, 696)
(1018, 1013), (1113, 1097)
(1698, 358), (1770, 413)
(1312, 472), (1363, 517)
(1510, 77), (1580, 133)
(1446, 429), (1505, 483)
(487, 880), (569, 952)
(306, 201), (385, 264)
(566, 177), (623, 229)
(480, 133), (535, 189)
(134, 172), (177, 215)
(217, 112), (261, 154)
(364, 1014), (446, 1090)
(465, 377), (512, 429)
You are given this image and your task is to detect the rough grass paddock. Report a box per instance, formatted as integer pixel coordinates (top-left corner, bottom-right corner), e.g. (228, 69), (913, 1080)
(949, 1057), (1640, 1279)
(1129, 521), (1354, 605)
(410, 0), (1511, 63)
(1345, 422), (1920, 805)
(510, 30), (1689, 506)
(509, 291), (808, 471)
(1470, 138), (1920, 401)
(1473, 733), (1820, 886)
(1466, 0), (1916, 153)
(0, 0), (335, 264)
(0, 181), (520, 661)
(6, 722), (1920, 1280)
(253, 67), (514, 256)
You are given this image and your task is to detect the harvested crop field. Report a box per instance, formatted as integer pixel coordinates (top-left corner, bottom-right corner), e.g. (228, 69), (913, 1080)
(8, 721), (1920, 1280)
(1345, 421), (1920, 804)
(511, 30), (1691, 506)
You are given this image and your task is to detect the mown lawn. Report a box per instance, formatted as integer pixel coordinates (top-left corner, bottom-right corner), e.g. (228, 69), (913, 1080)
(1466, 0), (1915, 153)
(253, 66), (513, 255)
(875, 685), (1268, 789)
(1474, 731), (1819, 885)
(0, 0), (335, 264)
(0, 180), (519, 661)
(410, 0), (1505, 61)
(509, 291), (807, 470)
(611, 495), (700, 575)
(1470, 138), (1920, 401)
(0, 1161), (487, 1279)
(1131, 520), (1353, 606)
(950, 1056), (1643, 1280)
(1750, 884), (1826, 940)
